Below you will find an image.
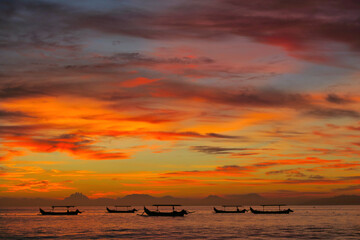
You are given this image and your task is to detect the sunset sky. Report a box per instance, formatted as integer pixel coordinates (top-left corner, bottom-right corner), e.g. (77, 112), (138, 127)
(1, 0), (360, 199)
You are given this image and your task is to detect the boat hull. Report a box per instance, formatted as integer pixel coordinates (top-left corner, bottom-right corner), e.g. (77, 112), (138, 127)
(249, 207), (293, 214)
(213, 207), (247, 213)
(106, 207), (137, 213)
(39, 208), (80, 215)
(143, 207), (187, 217)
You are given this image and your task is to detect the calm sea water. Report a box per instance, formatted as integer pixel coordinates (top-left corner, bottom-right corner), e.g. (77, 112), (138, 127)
(1, 206), (359, 239)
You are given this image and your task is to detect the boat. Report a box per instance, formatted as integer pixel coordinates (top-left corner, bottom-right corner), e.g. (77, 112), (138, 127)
(106, 205), (138, 213)
(249, 205), (293, 214)
(213, 205), (247, 213)
(39, 206), (82, 215)
(142, 204), (189, 217)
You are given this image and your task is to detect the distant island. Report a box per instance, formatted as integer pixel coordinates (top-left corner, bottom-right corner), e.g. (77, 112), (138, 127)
(0, 192), (359, 206)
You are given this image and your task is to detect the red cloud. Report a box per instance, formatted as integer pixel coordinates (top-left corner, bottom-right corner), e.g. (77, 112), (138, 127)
(162, 165), (259, 177)
(120, 77), (160, 88)
(160, 157), (347, 178)
(86, 130), (239, 141)
(3, 134), (129, 160)
(149, 178), (215, 186)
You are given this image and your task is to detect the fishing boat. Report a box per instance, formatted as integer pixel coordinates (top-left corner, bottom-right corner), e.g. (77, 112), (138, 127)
(213, 205), (247, 213)
(39, 206), (82, 215)
(249, 205), (293, 214)
(142, 204), (189, 217)
(106, 205), (138, 213)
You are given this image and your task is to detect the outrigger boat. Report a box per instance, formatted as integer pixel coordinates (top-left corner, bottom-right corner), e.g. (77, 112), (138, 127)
(142, 204), (190, 217)
(249, 205), (293, 214)
(213, 205), (247, 213)
(106, 205), (138, 213)
(39, 206), (82, 215)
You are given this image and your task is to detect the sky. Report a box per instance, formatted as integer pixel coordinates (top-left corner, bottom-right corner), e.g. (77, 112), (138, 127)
(0, 0), (360, 199)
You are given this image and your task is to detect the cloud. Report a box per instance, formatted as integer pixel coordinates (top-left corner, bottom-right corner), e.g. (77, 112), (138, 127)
(0, 0), (80, 51)
(62, 52), (215, 79)
(74, 0), (360, 55)
(191, 146), (251, 154)
(120, 190), (166, 195)
(100, 52), (214, 65)
(0, 85), (46, 99)
(87, 130), (241, 141)
(0, 109), (32, 119)
(257, 157), (342, 167)
(120, 77), (161, 88)
(310, 147), (360, 157)
(1, 179), (74, 192)
(1, 0), (360, 198)
(3, 134), (130, 160)
(161, 157), (347, 179)
(190, 145), (274, 155)
(305, 107), (360, 118)
(0, 149), (24, 162)
(229, 152), (260, 157)
(87, 191), (117, 199)
(266, 169), (306, 178)
(326, 94), (354, 104)
(347, 125), (360, 131)
(3, 0), (359, 65)
(161, 165), (257, 177)
(118, 110), (187, 124)
(0, 124), (51, 137)
(320, 163), (360, 169)
(277, 179), (345, 185)
(149, 81), (311, 108)
(335, 185), (360, 191)
(204, 133), (246, 139)
(148, 178), (215, 186)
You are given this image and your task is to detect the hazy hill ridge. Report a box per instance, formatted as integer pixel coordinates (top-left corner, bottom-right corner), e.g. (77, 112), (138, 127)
(0, 193), (359, 206)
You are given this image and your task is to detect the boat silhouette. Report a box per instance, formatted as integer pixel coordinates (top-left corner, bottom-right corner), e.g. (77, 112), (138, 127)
(39, 206), (82, 215)
(106, 205), (138, 213)
(213, 205), (247, 213)
(142, 204), (190, 217)
(250, 205), (294, 214)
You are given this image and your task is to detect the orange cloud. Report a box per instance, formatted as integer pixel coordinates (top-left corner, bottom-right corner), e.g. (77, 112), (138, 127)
(0, 149), (24, 161)
(148, 178), (215, 186)
(319, 163), (360, 169)
(160, 157), (350, 180)
(1, 180), (74, 192)
(162, 165), (257, 178)
(87, 191), (118, 199)
(278, 179), (345, 185)
(260, 157), (342, 166)
(120, 190), (167, 195)
(85, 129), (240, 141)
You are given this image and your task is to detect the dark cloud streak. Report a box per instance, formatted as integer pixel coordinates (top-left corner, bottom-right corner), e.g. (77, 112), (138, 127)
(2, 0), (360, 57)
(191, 146), (250, 155)
(326, 94), (353, 104)
(305, 107), (360, 118)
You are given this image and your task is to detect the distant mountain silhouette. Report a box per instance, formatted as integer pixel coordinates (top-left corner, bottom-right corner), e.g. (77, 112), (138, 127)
(121, 194), (154, 201)
(201, 195), (226, 205)
(119, 194), (156, 205)
(226, 193), (267, 205)
(63, 192), (90, 205)
(64, 192), (89, 201)
(1, 193), (359, 206)
(303, 195), (360, 205)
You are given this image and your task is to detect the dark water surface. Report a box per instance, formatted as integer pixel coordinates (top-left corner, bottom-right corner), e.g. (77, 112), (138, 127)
(1, 206), (360, 239)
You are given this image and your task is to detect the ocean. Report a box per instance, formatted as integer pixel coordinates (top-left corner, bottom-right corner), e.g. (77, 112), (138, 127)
(1, 205), (359, 239)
